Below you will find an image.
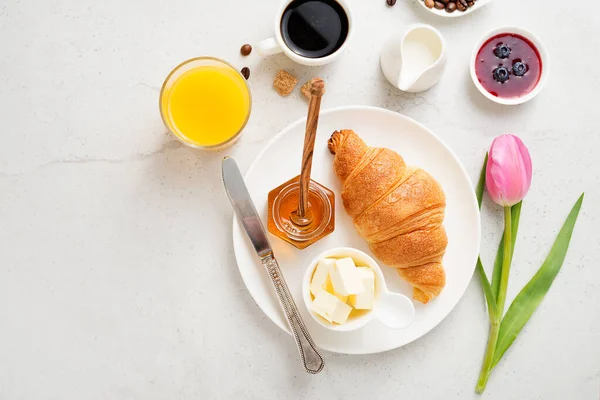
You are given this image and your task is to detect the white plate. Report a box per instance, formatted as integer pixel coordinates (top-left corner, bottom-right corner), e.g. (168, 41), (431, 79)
(416, 0), (492, 18)
(232, 106), (480, 354)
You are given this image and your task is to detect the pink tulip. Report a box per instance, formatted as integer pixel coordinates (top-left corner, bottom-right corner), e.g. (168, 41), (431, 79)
(486, 134), (532, 207)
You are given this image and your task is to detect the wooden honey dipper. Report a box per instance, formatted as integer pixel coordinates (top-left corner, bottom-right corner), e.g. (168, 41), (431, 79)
(292, 78), (326, 227)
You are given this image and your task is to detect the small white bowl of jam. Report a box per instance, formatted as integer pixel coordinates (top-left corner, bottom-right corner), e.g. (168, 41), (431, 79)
(302, 247), (415, 332)
(470, 26), (549, 105)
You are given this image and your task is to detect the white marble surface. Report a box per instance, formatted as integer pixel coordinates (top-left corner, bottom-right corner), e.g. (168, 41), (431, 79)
(1, 0), (599, 399)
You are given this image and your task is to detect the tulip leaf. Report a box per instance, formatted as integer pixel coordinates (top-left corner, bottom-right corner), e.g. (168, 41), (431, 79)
(476, 153), (488, 209)
(475, 153), (497, 319)
(492, 193), (584, 367)
(477, 256), (498, 319)
(491, 201), (522, 301)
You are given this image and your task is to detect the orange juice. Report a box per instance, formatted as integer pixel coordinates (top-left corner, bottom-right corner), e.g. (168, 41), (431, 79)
(160, 58), (251, 148)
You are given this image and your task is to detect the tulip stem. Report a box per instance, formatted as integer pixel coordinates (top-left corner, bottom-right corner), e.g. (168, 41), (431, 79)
(496, 206), (513, 315)
(476, 206), (512, 393)
(476, 319), (500, 393)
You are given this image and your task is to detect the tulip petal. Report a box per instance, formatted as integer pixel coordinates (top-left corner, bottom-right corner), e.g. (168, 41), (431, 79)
(485, 134), (532, 207)
(514, 135), (533, 192)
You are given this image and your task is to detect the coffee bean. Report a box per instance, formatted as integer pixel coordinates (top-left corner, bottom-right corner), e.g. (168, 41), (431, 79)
(456, 1), (467, 10)
(241, 67), (250, 80)
(386, 0), (396, 6)
(438, 0), (449, 4)
(445, 1), (457, 11)
(240, 44), (252, 56)
(434, 1), (445, 9)
(467, 0), (474, 6)
(425, 0), (435, 7)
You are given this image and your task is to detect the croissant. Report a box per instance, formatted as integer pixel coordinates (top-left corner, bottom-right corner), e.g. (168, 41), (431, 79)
(328, 129), (447, 303)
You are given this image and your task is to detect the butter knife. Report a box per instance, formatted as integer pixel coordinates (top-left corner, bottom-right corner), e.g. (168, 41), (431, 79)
(221, 157), (325, 374)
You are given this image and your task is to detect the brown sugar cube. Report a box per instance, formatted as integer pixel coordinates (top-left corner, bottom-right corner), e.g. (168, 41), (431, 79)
(300, 79), (313, 99)
(273, 70), (298, 96)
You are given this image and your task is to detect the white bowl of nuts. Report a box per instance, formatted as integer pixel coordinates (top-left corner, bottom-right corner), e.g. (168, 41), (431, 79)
(417, 0), (492, 17)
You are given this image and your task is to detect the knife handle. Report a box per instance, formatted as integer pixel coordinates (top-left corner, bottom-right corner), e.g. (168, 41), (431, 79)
(261, 254), (325, 374)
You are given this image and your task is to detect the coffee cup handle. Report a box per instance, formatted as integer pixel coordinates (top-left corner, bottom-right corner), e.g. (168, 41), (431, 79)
(257, 37), (283, 56)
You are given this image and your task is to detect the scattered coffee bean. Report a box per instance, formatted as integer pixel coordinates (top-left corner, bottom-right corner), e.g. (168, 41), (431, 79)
(456, 0), (466, 10)
(241, 67), (250, 80)
(386, 0), (396, 6)
(434, 1), (445, 9)
(240, 44), (252, 56)
(445, 1), (457, 11)
(425, 0), (435, 7)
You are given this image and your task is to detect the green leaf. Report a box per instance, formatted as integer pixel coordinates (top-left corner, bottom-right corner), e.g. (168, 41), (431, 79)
(475, 153), (497, 320)
(476, 153), (488, 208)
(477, 256), (498, 320)
(492, 193), (585, 367)
(491, 201), (522, 301)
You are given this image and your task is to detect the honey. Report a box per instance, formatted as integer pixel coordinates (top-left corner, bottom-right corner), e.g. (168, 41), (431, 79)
(267, 175), (335, 249)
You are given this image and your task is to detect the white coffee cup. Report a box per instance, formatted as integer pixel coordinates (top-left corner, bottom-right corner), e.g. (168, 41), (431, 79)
(257, 0), (353, 67)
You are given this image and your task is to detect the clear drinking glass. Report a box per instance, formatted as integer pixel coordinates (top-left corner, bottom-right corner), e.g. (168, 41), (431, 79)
(159, 57), (252, 150)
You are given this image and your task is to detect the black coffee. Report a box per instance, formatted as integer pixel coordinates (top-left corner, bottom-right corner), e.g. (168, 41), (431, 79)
(281, 0), (349, 59)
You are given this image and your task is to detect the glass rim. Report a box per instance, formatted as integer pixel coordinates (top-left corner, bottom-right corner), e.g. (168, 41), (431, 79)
(159, 56), (252, 150)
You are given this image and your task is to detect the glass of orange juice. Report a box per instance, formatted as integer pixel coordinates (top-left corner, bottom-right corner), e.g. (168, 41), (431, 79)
(159, 57), (252, 149)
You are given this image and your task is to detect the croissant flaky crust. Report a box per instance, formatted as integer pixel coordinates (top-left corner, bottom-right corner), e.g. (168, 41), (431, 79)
(328, 129), (447, 303)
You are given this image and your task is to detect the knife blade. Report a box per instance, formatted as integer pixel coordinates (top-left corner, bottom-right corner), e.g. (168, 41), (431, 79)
(221, 157), (324, 374)
(222, 157), (272, 258)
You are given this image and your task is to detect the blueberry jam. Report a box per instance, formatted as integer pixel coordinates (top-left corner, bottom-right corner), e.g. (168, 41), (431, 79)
(475, 33), (542, 98)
